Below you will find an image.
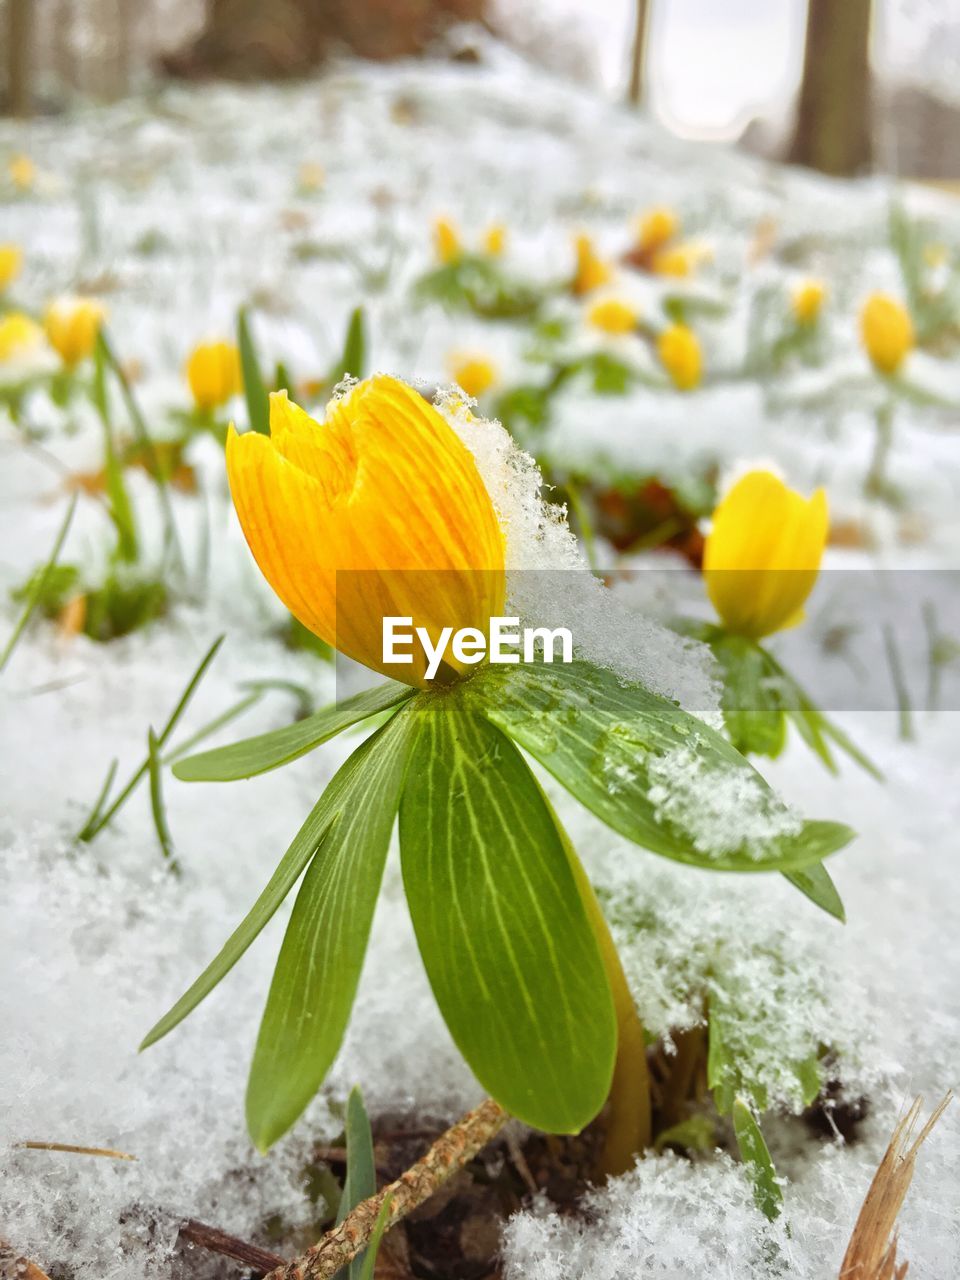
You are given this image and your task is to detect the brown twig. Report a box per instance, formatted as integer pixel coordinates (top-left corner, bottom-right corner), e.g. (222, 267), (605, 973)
(16, 1141), (137, 1161)
(264, 1098), (509, 1280)
(839, 1092), (952, 1279)
(178, 1219), (285, 1275)
(0, 1239), (52, 1280)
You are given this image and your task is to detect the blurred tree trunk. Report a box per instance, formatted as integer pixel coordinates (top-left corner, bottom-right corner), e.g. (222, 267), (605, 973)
(788, 0), (873, 175)
(6, 0), (33, 116)
(163, 0), (486, 79)
(627, 0), (650, 107)
(52, 0), (78, 100)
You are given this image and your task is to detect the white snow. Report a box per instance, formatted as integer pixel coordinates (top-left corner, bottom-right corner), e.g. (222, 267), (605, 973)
(1, 39), (959, 1280)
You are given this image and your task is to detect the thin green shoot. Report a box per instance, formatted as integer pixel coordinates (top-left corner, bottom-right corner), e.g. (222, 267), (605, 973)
(147, 728), (180, 875)
(0, 493), (78, 675)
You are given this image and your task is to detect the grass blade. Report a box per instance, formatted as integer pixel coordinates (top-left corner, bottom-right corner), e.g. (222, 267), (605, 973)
(0, 493), (78, 674)
(78, 634), (224, 841)
(237, 306), (270, 435)
(339, 1087), (377, 1280)
(147, 728), (180, 874)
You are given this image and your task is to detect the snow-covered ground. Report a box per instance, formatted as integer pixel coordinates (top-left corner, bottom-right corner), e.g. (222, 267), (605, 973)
(1, 41), (959, 1278)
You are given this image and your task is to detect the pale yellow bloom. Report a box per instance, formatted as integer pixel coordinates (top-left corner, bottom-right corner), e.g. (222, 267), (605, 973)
(791, 278), (826, 325)
(482, 223), (507, 257)
(226, 375), (505, 686)
(298, 162), (325, 193)
(572, 234), (613, 296)
(0, 244), (22, 291)
(635, 206), (678, 254)
(651, 241), (712, 278)
(448, 353), (498, 399)
(657, 324), (702, 390)
(185, 340), (242, 411)
(433, 217), (462, 265)
(0, 312), (44, 362)
(703, 470), (828, 639)
(587, 298), (639, 335)
(8, 154), (35, 191)
(44, 297), (106, 367)
(860, 293), (914, 375)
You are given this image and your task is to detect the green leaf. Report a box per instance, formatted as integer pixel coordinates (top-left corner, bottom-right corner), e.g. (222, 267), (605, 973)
(710, 633), (788, 759)
(732, 1098), (783, 1220)
(147, 727), (179, 874)
(782, 861), (845, 922)
(357, 1195), (392, 1280)
(339, 1087), (377, 1280)
(398, 696), (616, 1134)
(0, 494), (77, 674)
(246, 707), (416, 1150)
(464, 661), (854, 873)
(237, 306), (270, 435)
(173, 679), (414, 782)
(141, 710), (410, 1054)
(339, 306), (367, 382)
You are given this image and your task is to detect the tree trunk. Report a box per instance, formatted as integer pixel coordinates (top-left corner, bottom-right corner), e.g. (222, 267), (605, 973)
(626, 0), (651, 108)
(788, 0), (873, 176)
(6, 0), (33, 117)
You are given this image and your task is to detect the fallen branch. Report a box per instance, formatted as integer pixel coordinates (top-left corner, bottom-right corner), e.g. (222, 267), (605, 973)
(839, 1092), (952, 1279)
(264, 1098), (509, 1280)
(178, 1219), (285, 1275)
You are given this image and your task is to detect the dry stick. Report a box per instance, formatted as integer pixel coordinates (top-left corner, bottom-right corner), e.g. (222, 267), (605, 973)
(178, 1219), (285, 1275)
(839, 1092), (952, 1280)
(17, 1141), (136, 1161)
(264, 1098), (509, 1280)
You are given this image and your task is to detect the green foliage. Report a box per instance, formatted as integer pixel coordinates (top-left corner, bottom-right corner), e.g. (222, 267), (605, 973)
(237, 306), (270, 435)
(328, 305), (367, 387)
(172, 679), (414, 782)
(339, 1087), (378, 1280)
(414, 255), (542, 320)
(399, 696), (617, 1134)
(283, 614), (335, 661)
(246, 707), (417, 1149)
(731, 1098), (783, 1221)
(1, 495), (77, 674)
(463, 660), (854, 875)
(702, 628), (882, 781)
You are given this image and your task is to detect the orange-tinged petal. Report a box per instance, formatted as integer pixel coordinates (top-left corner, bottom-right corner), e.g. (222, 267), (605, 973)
(227, 375), (505, 686)
(703, 470), (828, 639)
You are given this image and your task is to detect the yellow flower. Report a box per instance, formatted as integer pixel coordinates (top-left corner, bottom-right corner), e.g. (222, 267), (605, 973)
(587, 297), (639, 335)
(572, 234), (613, 295)
(0, 244), (22, 291)
(482, 223), (507, 257)
(226, 375), (505, 686)
(186, 340), (242, 411)
(860, 292), (914, 375)
(703, 470), (828, 639)
(657, 323), (702, 390)
(448, 353), (498, 399)
(298, 162), (325, 193)
(8, 154), (35, 191)
(0, 312), (43, 362)
(791, 278), (826, 325)
(433, 217), (462, 265)
(635, 206), (678, 254)
(44, 297), (106, 367)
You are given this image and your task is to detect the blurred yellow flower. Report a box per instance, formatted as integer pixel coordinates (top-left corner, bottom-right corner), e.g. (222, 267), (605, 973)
(635, 206), (678, 254)
(657, 323), (702, 390)
(572, 234), (613, 295)
(8, 154), (35, 191)
(44, 297), (105, 367)
(703, 470), (828, 639)
(448, 353), (498, 399)
(587, 298), (639, 335)
(791, 278), (826, 325)
(298, 162), (325, 193)
(0, 244), (22, 291)
(651, 241), (712, 278)
(0, 312), (44, 362)
(226, 374), (505, 686)
(482, 223), (507, 257)
(860, 292), (914, 375)
(433, 217), (462, 265)
(185, 340), (242, 411)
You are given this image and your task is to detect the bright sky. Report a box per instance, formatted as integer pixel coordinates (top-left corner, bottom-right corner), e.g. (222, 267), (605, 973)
(501, 0), (955, 141)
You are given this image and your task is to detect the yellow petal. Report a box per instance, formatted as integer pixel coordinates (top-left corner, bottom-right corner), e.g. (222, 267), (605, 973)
(186, 341), (241, 411)
(227, 375), (505, 686)
(657, 324), (702, 390)
(0, 244), (22, 291)
(861, 293), (914, 375)
(703, 470), (828, 639)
